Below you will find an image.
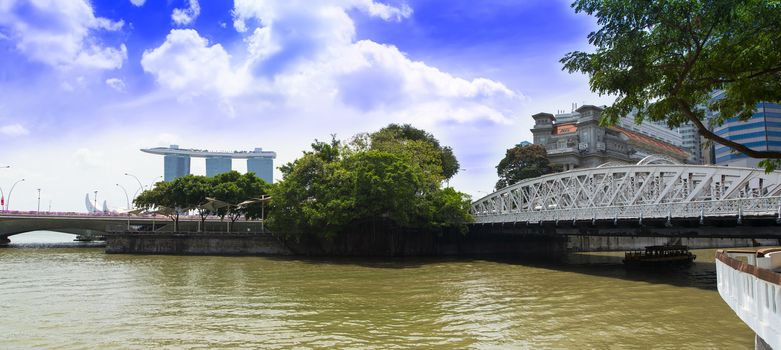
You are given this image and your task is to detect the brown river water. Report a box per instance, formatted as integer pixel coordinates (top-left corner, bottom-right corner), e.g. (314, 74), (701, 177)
(0, 232), (754, 349)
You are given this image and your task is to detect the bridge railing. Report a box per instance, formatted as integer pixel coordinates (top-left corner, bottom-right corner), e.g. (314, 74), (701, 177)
(716, 249), (781, 350)
(472, 196), (781, 224)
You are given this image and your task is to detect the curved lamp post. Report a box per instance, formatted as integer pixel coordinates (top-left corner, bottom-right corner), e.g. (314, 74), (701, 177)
(124, 173), (144, 198)
(116, 183), (130, 209)
(146, 176), (163, 191)
(6, 178), (25, 211)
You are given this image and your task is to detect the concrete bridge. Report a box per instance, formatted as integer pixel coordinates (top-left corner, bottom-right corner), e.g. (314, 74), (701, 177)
(470, 159), (781, 250)
(0, 213), (263, 244)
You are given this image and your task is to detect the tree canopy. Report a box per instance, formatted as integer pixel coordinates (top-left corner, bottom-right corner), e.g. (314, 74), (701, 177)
(495, 144), (561, 190)
(268, 125), (472, 238)
(133, 171), (270, 231)
(561, 0), (781, 169)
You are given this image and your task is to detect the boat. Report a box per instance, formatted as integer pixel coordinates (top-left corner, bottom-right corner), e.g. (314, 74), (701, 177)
(623, 244), (696, 266)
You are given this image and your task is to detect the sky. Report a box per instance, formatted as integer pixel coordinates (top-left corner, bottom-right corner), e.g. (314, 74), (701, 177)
(0, 0), (614, 212)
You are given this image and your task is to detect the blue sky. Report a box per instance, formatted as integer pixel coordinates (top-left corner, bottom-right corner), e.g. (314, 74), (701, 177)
(0, 0), (612, 211)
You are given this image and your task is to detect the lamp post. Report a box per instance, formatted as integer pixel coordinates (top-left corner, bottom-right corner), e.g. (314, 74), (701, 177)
(146, 176), (163, 191)
(36, 188), (41, 214)
(6, 178), (25, 211)
(124, 173), (145, 199)
(259, 195), (271, 233)
(116, 183), (130, 209)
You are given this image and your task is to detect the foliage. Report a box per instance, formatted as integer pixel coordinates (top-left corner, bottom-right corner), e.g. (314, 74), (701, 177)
(268, 125), (473, 238)
(495, 144), (561, 190)
(561, 0), (781, 170)
(133, 171), (269, 231)
(370, 124), (460, 180)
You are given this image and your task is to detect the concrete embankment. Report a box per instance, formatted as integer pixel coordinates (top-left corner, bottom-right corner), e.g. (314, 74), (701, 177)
(105, 229), (568, 259)
(105, 233), (293, 255)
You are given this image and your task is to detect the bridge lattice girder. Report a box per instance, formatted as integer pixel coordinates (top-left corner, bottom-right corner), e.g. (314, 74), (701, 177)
(471, 165), (781, 224)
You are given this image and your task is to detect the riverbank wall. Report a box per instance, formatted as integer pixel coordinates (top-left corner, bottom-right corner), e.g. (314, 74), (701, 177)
(105, 233), (293, 255)
(105, 230), (568, 259)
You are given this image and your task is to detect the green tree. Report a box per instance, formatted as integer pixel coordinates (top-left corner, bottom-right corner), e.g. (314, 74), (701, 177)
(268, 125), (473, 239)
(561, 0), (781, 170)
(134, 180), (187, 231)
(211, 171), (269, 224)
(495, 144), (561, 190)
(370, 124), (460, 180)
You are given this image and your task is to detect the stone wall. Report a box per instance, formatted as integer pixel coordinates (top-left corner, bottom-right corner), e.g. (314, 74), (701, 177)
(105, 233), (292, 255)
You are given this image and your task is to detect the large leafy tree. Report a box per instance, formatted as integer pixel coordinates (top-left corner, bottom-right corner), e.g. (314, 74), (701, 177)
(370, 124), (460, 180)
(134, 180), (187, 231)
(495, 144), (561, 190)
(268, 125), (472, 238)
(211, 171), (270, 223)
(561, 0), (781, 169)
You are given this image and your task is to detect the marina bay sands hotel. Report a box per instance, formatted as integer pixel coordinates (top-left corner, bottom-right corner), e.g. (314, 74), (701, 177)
(141, 145), (276, 184)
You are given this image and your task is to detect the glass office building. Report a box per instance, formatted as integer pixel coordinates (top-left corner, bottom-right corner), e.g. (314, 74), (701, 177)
(163, 154), (191, 182)
(247, 157), (274, 184)
(713, 102), (781, 167)
(205, 157), (232, 177)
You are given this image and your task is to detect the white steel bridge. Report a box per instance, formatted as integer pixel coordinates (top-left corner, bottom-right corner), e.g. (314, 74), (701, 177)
(471, 156), (781, 226)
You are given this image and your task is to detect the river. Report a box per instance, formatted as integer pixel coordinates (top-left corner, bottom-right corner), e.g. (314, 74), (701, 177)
(0, 232), (753, 349)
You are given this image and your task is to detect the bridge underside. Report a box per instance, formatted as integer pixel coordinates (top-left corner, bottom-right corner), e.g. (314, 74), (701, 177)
(470, 216), (781, 251)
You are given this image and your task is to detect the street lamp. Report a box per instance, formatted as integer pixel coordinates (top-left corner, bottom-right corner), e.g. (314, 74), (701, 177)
(36, 188), (41, 214)
(6, 178), (25, 211)
(259, 195), (271, 233)
(116, 183), (130, 209)
(146, 176), (163, 191)
(124, 173), (144, 198)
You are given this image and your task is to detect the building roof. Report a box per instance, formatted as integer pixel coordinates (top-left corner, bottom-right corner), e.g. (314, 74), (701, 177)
(611, 126), (689, 160)
(141, 145), (276, 159)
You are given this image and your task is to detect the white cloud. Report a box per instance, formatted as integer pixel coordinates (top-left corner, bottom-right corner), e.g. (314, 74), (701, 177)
(105, 78), (126, 92)
(129, 0), (146, 6)
(140, 1), (521, 124)
(0, 0), (127, 70)
(172, 0), (201, 26)
(140, 29), (248, 97)
(0, 123), (29, 136)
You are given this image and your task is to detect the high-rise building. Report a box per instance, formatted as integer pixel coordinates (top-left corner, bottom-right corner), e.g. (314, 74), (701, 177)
(247, 154), (274, 184)
(712, 102), (781, 167)
(142, 145), (277, 183)
(205, 157), (232, 177)
(679, 123), (702, 164)
(162, 145), (191, 181)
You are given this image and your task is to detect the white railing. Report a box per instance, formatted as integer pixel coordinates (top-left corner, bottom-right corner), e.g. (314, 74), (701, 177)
(472, 164), (781, 224)
(716, 249), (781, 350)
(473, 196), (781, 224)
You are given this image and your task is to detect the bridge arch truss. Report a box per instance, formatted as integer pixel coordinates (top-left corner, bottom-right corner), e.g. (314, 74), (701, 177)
(471, 165), (781, 224)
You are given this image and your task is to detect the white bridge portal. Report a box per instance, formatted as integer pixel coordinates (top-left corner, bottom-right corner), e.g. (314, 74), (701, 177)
(472, 158), (781, 225)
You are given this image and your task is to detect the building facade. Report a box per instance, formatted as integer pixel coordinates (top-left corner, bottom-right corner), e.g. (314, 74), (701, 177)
(205, 157), (232, 177)
(163, 152), (191, 182)
(143, 145), (277, 184)
(531, 105), (688, 170)
(712, 102), (781, 168)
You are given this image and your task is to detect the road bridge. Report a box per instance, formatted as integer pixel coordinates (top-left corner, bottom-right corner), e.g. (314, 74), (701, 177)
(471, 158), (781, 247)
(0, 213), (263, 244)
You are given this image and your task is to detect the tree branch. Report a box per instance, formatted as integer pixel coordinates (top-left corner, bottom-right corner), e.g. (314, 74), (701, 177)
(676, 99), (781, 159)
